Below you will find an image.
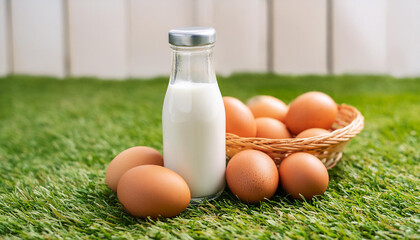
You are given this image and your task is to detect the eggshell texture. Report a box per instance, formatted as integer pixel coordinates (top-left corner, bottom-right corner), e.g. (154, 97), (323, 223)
(247, 95), (288, 122)
(278, 153), (329, 200)
(296, 128), (331, 138)
(106, 146), (163, 192)
(226, 150), (278, 203)
(223, 97), (257, 137)
(285, 91), (337, 135)
(256, 117), (291, 139)
(117, 165), (191, 218)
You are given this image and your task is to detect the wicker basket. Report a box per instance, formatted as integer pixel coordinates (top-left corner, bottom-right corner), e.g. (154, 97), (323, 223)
(226, 104), (364, 169)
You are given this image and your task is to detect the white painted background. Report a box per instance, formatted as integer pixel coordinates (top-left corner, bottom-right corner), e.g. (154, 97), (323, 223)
(273, 0), (327, 74)
(68, 0), (128, 79)
(11, 0), (66, 77)
(0, 0), (8, 76)
(333, 0), (387, 74)
(0, 0), (419, 79)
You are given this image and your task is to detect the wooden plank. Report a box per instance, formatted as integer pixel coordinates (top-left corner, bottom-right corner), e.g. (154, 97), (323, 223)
(387, 0), (420, 77)
(128, 0), (193, 78)
(0, 0), (9, 76)
(273, 0), (327, 74)
(213, 0), (267, 75)
(68, 0), (128, 79)
(194, 0), (214, 27)
(333, 0), (387, 74)
(11, 0), (65, 77)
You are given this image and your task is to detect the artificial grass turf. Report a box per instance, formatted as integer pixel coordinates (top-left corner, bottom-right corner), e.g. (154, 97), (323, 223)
(0, 74), (419, 239)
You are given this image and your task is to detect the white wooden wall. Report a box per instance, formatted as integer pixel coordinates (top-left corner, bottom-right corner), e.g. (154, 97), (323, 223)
(333, 0), (387, 74)
(11, 0), (66, 77)
(68, 0), (128, 79)
(214, 0), (267, 75)
(387, 0), (420, 77)
(0, 0), (419, 79)
(273, 0), (327, 74)
(0, 0), (9, 76)
(129, 0), (194, 78)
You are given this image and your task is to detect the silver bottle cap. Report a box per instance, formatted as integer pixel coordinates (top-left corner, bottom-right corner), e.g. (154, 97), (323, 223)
(169, 27), (216, 46)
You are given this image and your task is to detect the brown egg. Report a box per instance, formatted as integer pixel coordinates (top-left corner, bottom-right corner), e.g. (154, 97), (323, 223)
(223, 97), (257, 137)
(285, 91), (337, 135)
(247, 95), (288, 122)
(256, 117), (291, 139)
(106, 146), (163, 192)
(296, 128), (331, 138)
(117, 165), (191, 218)
(226, 150), (278, 203)
(278, 153), (329, 200)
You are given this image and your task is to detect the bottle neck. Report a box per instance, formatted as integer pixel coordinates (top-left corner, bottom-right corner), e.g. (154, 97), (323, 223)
(170, 44), (216, 84)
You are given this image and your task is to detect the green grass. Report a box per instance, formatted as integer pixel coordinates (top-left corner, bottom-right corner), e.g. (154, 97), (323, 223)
(0, 74), (419, 239)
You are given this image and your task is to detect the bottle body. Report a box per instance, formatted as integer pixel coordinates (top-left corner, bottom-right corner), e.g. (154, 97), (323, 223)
(162, 44), (226, 201)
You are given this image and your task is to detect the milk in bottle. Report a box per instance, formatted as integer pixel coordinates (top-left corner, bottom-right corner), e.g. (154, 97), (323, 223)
(162, 27), (225, 202)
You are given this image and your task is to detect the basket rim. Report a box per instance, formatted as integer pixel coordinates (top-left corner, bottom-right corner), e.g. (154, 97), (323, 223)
(226, 104), (364, 147)
(225, 104), (364, 169)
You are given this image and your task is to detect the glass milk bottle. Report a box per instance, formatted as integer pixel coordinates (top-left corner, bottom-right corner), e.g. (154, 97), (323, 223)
(163, 27), (226, 202)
